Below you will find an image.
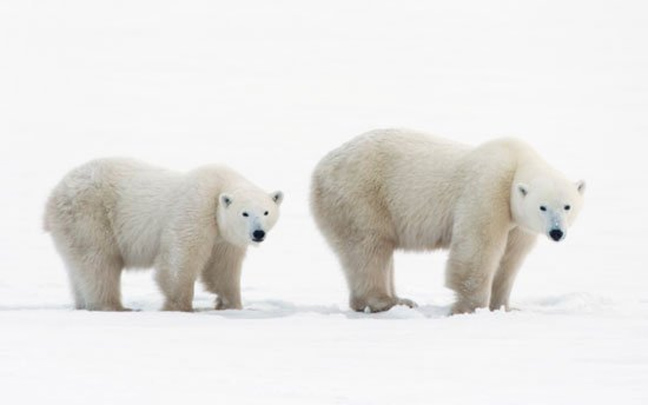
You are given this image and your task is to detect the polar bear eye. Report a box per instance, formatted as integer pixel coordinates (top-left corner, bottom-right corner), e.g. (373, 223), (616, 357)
(539, 206), (547, 212)
(242, 212), (249, 217)
(564, 205), (571, 211)
(264, 211), (269, 216)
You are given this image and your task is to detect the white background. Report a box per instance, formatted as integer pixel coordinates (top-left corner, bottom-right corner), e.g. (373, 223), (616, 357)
(1, 1), (647, 404)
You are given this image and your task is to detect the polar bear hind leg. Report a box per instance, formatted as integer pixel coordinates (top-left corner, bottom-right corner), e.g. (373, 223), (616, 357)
(339, 239), (415, 313)
(386, 256), (418, 309)
(60, 245), (126, 311)
(49, 220), (127, 311)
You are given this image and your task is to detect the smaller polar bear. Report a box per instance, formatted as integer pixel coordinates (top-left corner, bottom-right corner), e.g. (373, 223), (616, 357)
(311, 129), (585, 314)
(44, 159), (283, 311)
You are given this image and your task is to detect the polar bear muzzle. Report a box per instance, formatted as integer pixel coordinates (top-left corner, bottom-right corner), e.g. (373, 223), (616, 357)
(252, 229), (266, 242)
(549, 228), (564, 242)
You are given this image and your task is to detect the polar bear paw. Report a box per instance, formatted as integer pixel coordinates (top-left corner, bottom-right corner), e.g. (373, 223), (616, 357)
(215, 297), (243, 310)
(396, 297), (418, 308)
(162, 300), (194, 312)
(351, 295), (418, 313)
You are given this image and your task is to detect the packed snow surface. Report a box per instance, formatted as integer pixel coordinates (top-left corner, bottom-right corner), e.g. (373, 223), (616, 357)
(1, 1), (647, 404)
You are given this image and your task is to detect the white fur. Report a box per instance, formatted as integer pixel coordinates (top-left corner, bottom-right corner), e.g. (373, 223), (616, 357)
(311, 129), (585, 314)
(44, 158), (283, 311)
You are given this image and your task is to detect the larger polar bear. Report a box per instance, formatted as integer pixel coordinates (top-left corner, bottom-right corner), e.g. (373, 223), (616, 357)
(311, 129), (585, 314)
(44, 159), (283, 311)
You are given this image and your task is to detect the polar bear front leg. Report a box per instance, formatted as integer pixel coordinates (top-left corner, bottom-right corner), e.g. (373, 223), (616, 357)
(445, 233), (508, 315)
(490, 228), (537, 311)
(155, 250), (209, 312)
(156, 266), (198, 312)
(201, 242), (246, 310)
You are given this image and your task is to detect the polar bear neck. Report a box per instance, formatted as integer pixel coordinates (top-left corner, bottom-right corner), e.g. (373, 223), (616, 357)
(514, 151), (566, 190)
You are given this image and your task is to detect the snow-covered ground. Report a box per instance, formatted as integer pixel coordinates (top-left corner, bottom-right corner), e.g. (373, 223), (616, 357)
(1, 1), (647, 404)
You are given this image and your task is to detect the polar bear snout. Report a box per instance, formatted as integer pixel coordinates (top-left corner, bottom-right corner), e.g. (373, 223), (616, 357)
(549, 228), (565, 242)
(252, 229), (266, 242)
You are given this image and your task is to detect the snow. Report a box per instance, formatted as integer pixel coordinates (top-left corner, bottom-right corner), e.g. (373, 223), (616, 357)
(1, 1), (647, 404)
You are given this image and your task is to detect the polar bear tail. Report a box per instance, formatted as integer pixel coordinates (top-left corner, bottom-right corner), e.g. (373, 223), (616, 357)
(43, 195), (54, 233)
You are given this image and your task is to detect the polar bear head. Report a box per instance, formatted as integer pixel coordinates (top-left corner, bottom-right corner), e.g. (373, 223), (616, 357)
(217, 189), (283, 247)
(511, 175), (585, 242)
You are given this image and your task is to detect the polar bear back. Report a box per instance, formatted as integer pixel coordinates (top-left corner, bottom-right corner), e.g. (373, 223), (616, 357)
(45, 158), (251, 269)
(311, 129), (531, 251)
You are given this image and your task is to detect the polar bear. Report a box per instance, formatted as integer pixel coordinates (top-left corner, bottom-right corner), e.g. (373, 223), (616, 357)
(311, 129), (585, 314)
(44, 158), (283, 312)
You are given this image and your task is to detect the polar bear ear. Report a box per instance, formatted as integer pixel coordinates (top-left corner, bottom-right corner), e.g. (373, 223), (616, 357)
(517, 183), (529, 197)
(271, 191), (284, 206)
(219, 193), (233, 208)
(576, 180), (586, 195)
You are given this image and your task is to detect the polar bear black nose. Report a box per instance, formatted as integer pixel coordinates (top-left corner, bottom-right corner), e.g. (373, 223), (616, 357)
(549, 229), (564, 242)
(253, 230), (266, 241)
